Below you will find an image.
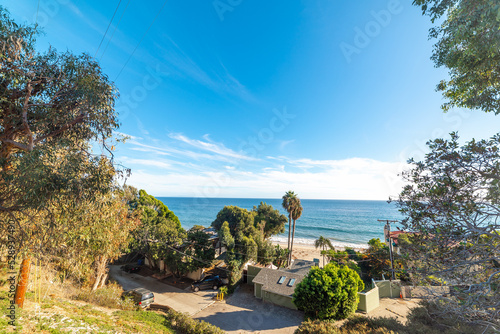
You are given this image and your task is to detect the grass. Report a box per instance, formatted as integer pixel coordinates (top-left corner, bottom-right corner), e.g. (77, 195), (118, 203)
(0, 266), (176, 334)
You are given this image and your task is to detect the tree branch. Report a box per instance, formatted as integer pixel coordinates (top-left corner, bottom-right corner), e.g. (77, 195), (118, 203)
(34, 112), (87, 144)
(22, 81), (34, 151)
(0, 138), (29, 151)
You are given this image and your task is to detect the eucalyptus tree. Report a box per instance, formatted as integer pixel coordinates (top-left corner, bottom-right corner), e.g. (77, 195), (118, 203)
(0, 7), (121, 306)
(392, 133), (500, 328)
(413, 0), (500, 114)
(314, 236), (333, 267)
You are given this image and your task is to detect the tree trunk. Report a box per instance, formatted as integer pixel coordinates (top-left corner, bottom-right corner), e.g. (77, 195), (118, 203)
(287, 215), (291, 252)
(99, 273), (108, 288)
(322, 245), (325, 267)
(15, 257), (31, 308)
(92, 256), (108, 291)
(289, 219), (296, 265)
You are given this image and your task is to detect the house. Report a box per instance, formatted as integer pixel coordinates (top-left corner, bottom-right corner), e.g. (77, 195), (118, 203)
(252, 268), (304, 309)
(251, 259), (316, 310)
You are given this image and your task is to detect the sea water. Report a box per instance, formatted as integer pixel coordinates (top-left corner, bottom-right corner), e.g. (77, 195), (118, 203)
(157, 197), (403, 249)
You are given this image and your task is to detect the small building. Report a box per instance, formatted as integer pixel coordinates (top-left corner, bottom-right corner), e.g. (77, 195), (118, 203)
(252, 268), (305, 310)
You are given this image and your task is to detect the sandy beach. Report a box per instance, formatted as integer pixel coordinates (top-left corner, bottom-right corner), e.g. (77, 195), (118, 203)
(272, 241), (368, 265)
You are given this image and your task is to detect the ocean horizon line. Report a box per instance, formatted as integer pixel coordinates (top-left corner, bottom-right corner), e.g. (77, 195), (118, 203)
(156, 196), (391, 202)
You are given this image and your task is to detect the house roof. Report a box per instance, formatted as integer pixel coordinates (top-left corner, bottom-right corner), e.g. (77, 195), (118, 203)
(252, 268), (305, 297)
(286, 259), (316, 275)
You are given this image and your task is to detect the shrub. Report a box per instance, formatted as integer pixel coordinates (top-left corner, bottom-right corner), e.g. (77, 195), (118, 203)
(295, 317), (402, 334)
(340, 316), (402, 334)
(294, 319), (340, 334)
(405, 301), (486, 334)
(166, 310), (224, 334)
(293, 263), (364, 320)
(74, 282), (135, 310)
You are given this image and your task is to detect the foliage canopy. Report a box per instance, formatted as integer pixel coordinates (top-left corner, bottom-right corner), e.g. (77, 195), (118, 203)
(392, 132), (500, 327)
(413, 0), (500, 114)
(293, 263), (364, 320)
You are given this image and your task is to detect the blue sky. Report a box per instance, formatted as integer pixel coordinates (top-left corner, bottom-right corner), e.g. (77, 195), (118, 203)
(6, 0), (500, 199)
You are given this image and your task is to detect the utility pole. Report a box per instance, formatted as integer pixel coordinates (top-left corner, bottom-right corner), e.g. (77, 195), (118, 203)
(379, 219), (398, 280)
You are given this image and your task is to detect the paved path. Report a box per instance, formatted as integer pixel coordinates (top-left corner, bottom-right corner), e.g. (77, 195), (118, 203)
(108, 265), (215, 315)
(366, 297), (420, 323)
(194, 284), (304, 333)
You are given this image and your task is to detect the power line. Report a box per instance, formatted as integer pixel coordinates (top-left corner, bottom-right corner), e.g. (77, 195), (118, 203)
(35, 0), (40, 26)
(99, 0), (132, 61)
(94, 0), (123, 58)
(114, 0), (169, 81)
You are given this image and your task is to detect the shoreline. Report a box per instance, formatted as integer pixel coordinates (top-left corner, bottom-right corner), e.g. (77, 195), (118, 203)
(271, 241), (368, 264)
(270, 237), (369, 251)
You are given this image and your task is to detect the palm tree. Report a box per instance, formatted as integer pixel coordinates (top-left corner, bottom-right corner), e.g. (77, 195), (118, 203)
(289, 199), (303, 264)
(282, 191), (297, 254)
(314, 236), (333, 267)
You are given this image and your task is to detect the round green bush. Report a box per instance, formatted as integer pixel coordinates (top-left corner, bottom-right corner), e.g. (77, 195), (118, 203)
(293, 263), (364, 320)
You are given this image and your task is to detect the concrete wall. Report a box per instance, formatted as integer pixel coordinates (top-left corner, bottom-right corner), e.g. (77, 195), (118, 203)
(186, 268), (204, 281)
(247, 265), (263, 285)
(263, 291), (297, 310)
(375, 280), (401, 298)
(357, 286), (380, 313)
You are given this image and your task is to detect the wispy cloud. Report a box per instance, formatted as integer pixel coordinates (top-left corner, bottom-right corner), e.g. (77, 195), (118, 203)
(169, 133), (257, 161)
(153, 37), (256, 102)
(116, 132), (407, 200)
(120, 157), (172, 169)
(279, 139), (295, 151)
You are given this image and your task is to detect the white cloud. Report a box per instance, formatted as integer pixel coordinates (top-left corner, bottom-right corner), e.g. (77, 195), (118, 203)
(169, 133), (257, 161)
(120, 158), (172, 169)
(124, 157), (407, 200)
(117, 132), (408, 200)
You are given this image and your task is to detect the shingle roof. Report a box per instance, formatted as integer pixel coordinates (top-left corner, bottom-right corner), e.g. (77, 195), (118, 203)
(286, 259), (316, 275)
(252, 268), (305, 297)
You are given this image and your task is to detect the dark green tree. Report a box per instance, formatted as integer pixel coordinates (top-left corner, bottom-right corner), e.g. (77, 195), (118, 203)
(413, 0), (500, 114)
(211, 205), (256, 235)
(128, 189), (185, 269)
(293, 263), (364, 320)
(392, 132), (500, 327)
(253, 202), (287, 239)
(0, 6), (121, 307)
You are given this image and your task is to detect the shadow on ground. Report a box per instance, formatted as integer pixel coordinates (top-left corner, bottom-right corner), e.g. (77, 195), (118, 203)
(194, 284), (303, 333)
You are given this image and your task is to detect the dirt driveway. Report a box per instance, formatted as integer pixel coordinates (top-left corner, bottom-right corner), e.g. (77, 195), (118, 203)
(108, 265), (215, 315)
(194, 284), (304, 334)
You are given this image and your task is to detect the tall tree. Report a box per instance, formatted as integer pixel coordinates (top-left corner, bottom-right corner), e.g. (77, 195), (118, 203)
(282, 191), (298, 255)
(392, 133), (500, 328)
(314, 236), (333, 267)
(211, 205), (256, 235)
(413, 0), (500, 114)
(253, 202), (287, 239)
(128, 189), (185, 269)
(0, 7), (120, 306)
(289, 198), (303, 264)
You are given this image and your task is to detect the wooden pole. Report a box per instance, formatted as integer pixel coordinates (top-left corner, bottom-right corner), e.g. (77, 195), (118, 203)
(15, 257), (31, 308)
(378, 219), (398, 280)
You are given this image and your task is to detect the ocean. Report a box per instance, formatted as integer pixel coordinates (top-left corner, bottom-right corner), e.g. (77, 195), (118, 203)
(157, 197), (403, 249)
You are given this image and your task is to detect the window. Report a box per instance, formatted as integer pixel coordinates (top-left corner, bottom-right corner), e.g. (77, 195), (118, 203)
(287, 278), (296, 287)
(277, 276), (286, 284)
